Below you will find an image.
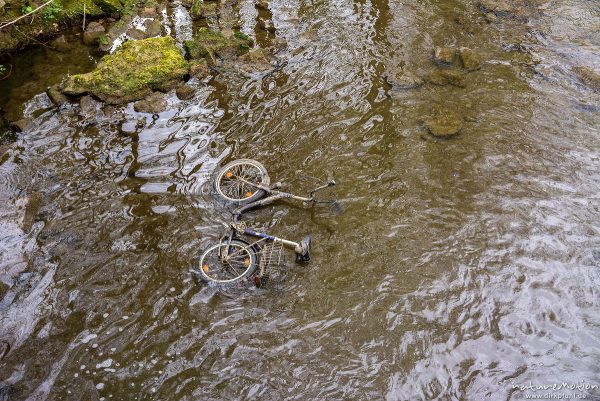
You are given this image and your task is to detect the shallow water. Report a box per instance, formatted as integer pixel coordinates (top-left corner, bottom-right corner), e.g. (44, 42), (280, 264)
(1, 0), (600, 400)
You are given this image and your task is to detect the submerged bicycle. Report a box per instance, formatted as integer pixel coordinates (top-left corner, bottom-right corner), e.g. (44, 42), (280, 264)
(192, 159), (336, 286)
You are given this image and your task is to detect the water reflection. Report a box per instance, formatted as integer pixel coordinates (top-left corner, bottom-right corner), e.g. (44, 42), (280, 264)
(1, 0), (600, 399)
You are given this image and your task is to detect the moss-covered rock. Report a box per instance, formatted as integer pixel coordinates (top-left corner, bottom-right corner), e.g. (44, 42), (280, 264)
(61, 37), (189, 104)
(93, 0), (123, 14)
(184, 28), (253, 62)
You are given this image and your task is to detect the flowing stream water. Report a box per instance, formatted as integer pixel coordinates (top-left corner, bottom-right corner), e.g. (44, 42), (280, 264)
(1, 0), (599, 400)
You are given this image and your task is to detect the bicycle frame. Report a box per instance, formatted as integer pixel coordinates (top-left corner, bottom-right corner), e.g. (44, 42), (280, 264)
(220, 176), (335, 258)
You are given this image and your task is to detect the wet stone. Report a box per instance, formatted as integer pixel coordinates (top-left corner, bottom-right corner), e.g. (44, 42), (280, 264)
(102, 105), (124, 121)
(134, 92), (167, 114)
(127, 28), (147, 40)
(140, 6), (157, 17)
(434, 47), (456, 64)
(50, 35), (70, 52)
(190, 60), (210, 78)
(385, 70), (424, 90)
(83, 22), (105, 46)
(47, 85), (70, 106)
(256, 0), (268, 10)
(10, 118), (33, 132)
(79, 96), (99, 117)
(459, 48), (482, 71)
(424, 110), (464, 138)
(258, 18), (276, 33)
(143, 19), (162, 37)
(176, 85), (196, 100)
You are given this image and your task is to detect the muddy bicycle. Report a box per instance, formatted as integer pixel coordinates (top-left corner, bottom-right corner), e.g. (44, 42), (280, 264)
(192, 159), (336, 286)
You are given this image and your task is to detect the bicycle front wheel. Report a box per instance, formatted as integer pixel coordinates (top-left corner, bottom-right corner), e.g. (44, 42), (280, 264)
(197, 239), (258, 284)
(214, 159), (270, 204)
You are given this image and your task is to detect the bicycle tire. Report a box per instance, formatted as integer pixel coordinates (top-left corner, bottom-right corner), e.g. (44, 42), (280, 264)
(213, 159), (270, 204)
(197, 239), (259, 284)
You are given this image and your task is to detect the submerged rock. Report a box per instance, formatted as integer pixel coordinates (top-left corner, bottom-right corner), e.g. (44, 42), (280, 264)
(459, 48), (482, 71)
(184, 28), (254, 62)
(385, 69), (424, 90)
(79, 96), (100, 117)
(134, 92), (167, 114)
(425, 69), (466, 88)
(572, 67), (600, 93)
(83, 22), (106, 45)
(433, 47), (456, 65)
(479, 0), (545, 20)
(50, 35), (71, 52)
(238, 48), (273, 72)
(424, 110), (464, 138)
(61, 37), (189, 104)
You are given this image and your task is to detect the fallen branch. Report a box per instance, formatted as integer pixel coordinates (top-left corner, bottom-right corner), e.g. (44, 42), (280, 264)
(0, 0), (54, 31)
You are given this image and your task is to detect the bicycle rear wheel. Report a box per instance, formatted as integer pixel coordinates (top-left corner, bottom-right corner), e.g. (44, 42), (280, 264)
(214, 159), (270, 204)
(197, 239), (258, 284)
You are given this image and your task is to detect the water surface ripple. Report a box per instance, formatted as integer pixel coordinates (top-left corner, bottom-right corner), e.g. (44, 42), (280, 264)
(1, 0), (600, 400)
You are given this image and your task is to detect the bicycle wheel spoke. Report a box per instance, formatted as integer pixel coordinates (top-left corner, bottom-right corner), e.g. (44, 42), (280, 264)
(217, 161), (266, 201)
(200, 242), (254, 283)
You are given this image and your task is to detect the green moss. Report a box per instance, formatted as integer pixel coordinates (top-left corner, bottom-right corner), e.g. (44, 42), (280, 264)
(98, 34), (109, 46)
(62, 37), (189, 104)
(184, 28), (253, 62)
(233, 31), (249, 41)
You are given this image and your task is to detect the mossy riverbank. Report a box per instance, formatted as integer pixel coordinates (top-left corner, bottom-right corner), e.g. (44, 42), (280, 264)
(0, 0), (153, 54)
